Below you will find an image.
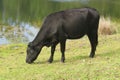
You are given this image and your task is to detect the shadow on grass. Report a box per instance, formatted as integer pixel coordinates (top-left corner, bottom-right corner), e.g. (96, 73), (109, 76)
(32, 48), (120, 64)
(33, 56), (89, 65)
(33, 59), (61, 64)
(96, 48), (120, 57)
(68, 55), (89, 61)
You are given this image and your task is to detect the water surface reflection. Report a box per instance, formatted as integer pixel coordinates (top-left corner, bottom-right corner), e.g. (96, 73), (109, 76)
(0, 23), (38, 44)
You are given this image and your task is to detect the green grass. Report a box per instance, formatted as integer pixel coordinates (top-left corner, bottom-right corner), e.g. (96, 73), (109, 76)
(0, 34), (120, 80)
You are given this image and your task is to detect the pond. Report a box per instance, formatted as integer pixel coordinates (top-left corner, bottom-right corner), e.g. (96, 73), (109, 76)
(0, 0), (120, 44)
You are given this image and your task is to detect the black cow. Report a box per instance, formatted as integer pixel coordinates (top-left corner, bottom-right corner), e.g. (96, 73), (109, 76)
(26, 7), (100, 64)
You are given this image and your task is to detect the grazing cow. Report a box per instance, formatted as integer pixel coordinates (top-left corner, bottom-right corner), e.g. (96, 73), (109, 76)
(26, 7), (100, 64)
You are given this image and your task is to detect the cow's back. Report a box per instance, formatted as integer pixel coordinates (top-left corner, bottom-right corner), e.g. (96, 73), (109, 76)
(61, 8), (99, 39)
(39, 7), (99, 40)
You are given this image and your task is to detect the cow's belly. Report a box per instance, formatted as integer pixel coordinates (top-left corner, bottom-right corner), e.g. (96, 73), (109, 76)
(63, 17), (88, 39)
(65, 28), (86, 39)
(64, 24), (87, 39)
(66, 31), (86, 39)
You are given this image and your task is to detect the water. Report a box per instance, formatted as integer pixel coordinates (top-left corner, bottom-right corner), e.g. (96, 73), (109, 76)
(0, 0), (120, 44)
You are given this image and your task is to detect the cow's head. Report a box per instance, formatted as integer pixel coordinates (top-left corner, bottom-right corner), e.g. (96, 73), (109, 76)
(26, 42), (42, 64)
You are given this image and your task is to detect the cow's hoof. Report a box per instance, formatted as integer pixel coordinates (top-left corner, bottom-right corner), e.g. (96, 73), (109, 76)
(48, 59), (53, 63)
(61, 61), (65, 63)
(89, 52), (95, 58)
(89, 55), (94, 58)
(61, 58), (65, 63)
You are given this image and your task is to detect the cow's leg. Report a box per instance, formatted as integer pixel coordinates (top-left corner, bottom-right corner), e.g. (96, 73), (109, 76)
(87, 31), (98, 58)
(60, 40), (66, 63)
(48, 42), (58, 63)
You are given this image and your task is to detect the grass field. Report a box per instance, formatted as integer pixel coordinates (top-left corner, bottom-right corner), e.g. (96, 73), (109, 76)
(0, 33), (120, 80)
